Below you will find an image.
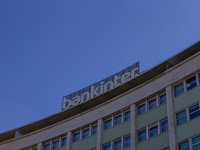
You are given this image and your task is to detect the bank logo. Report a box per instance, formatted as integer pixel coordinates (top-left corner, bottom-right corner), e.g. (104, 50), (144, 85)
(62, 62), (139, 110)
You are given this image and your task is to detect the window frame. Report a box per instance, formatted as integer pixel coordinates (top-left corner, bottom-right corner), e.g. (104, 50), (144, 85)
(113, 138), (122, 150)
(103, 142), (111, 150)
(148, 123), (158, 138)
(138, 103), (146, 115)
(148, 97), (157, 110)
(43, 143), (51, 150)
(104, 118), (112, 129)
(138, 128), (147, 142)
(159, 93), (166, 105)
(82, 127), (90, 139)
(114, 114), (122, 126)
(73, 131), (81, 142)
(160, 118), (168, 133)
(52, 139), (60, 150)
(124, 110), (130, 121)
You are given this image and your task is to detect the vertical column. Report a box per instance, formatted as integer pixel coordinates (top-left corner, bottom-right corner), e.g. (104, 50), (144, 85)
(66, 132), (72, 150)
(130, 104), (137, 150)
(96, 119), (103, 150)
(37, 142), (43, 150)
(166, 85), (177, 150)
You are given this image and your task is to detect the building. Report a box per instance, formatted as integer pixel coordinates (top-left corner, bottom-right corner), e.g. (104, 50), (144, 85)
(1, 41), (200, 150)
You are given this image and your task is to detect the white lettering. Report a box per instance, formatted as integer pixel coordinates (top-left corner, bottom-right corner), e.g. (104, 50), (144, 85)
(114, 75), (121, 87)
(121, 72), (131, 83)
(62, 64), (139, 110)
(62, 98), (72, 109)
(81, 91), (90, 102)
(72, 96), (81, 106)
(90, 85), (100, 99)
(104, 81), (114, 92)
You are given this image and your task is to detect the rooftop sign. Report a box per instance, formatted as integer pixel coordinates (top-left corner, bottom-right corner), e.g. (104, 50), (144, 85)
(62, 62), (139, 110)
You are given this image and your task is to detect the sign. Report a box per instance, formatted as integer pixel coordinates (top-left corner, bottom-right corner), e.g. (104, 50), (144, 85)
(62, 62), (139, 110)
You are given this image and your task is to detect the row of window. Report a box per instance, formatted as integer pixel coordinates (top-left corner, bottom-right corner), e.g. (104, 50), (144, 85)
(103, 135), (130, 150)
(137, 92), (166, 115)
(137, 118), (168, 142)
(174, 74), (200, 97)
(179, 134), (200, 150)
(176, 102), (200, 126)
(73, 123), (97, 142)
(104, 110), (130, 130)
(42, 136), (67, 150)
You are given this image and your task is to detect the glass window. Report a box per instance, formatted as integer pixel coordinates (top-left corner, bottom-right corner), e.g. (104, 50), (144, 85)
(104, 143), (111, 150)
(91, 125), (97, 135)
(61, 137), (66, 146)
(161, 119), (168, 133)
(159, 93), (166, 104)
(138, 128), (146, 142)
(82, 128), (90, 139)
(186, 76), (197, 91)
(114, 115), (122, 126)
(52, 140), (59, 150)
(105, 119), (112, 129)
(74, 132), (80, 142)
(177, 110), (187, 125)
(199, 73), (200, 84)
(124, 135), (130, 148)
(43, 143), (50, 150)
(149, 125), (158, 137)
(148, 98), (157, 110)
(124, 110), (130, 121)
(113, 139), (121, 150)
(192, 135), (200, 150)
(174, 83), (184, 97)
(179, 140), (190, 150)
(138, 103), (146, 114)
(189, 104), (200, 120)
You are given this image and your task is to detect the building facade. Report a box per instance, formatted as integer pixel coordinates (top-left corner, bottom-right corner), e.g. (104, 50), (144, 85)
(1, 41), (200, 150)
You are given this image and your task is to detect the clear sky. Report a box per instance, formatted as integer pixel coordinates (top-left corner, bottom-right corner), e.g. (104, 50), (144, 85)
(0, 0), (200, 133)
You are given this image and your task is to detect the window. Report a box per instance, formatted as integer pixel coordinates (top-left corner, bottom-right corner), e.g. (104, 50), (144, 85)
(105, 119), (112, 129)
(149, 125), (158, 137)
(148, 98), (157, 110)
(61, 137), (66, 146)
(52, 140), (59, 150)
(160, 119), (168, 133)
(43, 143), (50, 150)
(189, 104), (200, 120)
(138, 128), (146, 142)
(138, 103), (146, 114)
(114, 114), (122, 126)
(113, 139), (121, 150)
(74, 132), (80, 142)
(82, 128), (90, 139)
(177, 110), (187, 125)
(123, 135), (130, 148)
(199, 73), (200, 83)
(179, 140), (190, 150)
(174, 83), (184, 97)
(186, 76), (197, 91)
(192, 135), (200, 150)
(159, 93), (166, 104)
(124, 110), (130, 121)
(104, 143), (111, 150)
(91, 125), (97, 135)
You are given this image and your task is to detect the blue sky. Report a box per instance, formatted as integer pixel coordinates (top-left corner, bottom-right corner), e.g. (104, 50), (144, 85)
(0, 0), (200, 133)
